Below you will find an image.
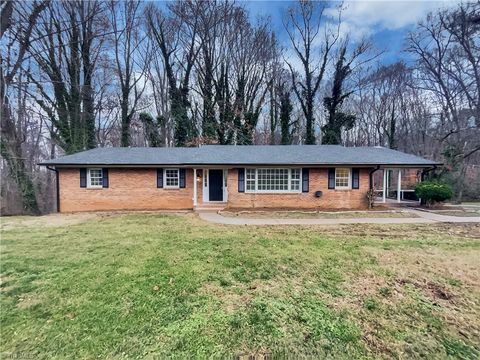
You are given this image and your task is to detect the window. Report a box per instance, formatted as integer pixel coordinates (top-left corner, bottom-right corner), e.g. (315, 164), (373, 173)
(88, 168), (103, 188)
(335, 168), (350, 189)
(290, 169), (301, 191)
(246, 168), (256, 191)
(245, 168), (301, 193)
(164, 168), (179, 188)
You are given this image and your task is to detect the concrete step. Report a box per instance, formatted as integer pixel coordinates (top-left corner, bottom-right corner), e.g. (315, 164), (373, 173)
(194, 202), (227, 211)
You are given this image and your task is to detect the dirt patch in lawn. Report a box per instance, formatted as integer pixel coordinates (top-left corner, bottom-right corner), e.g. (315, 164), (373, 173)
(199, 277), (298, 315)
(0, 274), (17, 294)
(331, 244), (480, 358)
(367, 247), (480, 335)
(219, 210), (417, 219)
(1, 213), (99, 229)
(16, 295), (43, 310)
(372, 247), (480, 288)
(0, 211), (192, 230)
(320, 222), (480, 239)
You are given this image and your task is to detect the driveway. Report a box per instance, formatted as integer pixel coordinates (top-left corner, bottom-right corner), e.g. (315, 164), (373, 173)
(198, 209), (480, 225)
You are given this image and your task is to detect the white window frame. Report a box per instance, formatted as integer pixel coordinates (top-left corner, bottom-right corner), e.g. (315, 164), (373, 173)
(164, 168), (180, 189)
(244, 168), (302, 193)
(335, 168), (351, 190)
(87, 168), (103, 188)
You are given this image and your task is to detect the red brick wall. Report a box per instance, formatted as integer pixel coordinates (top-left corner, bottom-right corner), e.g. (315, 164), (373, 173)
(226, 168), (371, 210)
(58, 168), (194, 212)
(58, 167), (372, 212)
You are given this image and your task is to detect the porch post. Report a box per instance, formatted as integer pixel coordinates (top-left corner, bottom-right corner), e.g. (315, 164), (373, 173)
(382, 169), (387, 203)
(193, 168), (198, 207)
(397, 169), (402, 203)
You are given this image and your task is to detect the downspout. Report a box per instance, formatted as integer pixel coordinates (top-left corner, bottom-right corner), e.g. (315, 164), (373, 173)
(420, 165), (437, 181)
(46, 166), (60, 213)
(369, 165), (381, 190)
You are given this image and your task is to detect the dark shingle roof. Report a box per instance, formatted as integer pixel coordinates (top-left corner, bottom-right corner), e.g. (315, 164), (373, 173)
(39, 145), (439, 167)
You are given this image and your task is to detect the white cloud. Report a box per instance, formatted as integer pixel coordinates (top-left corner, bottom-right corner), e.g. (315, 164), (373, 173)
(325, 0), (460, 38)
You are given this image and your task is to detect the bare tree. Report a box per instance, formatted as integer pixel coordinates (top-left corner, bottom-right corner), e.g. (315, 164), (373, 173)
(1, 0), (49, 214)
(109, 0), (151, 147)
(148, 52), (171, 146)
(146, 3), (199, 146)
(406, 2), (480, 201)
(322, 40), (374, 144)
(28, 1), (107, 154)
(349, 62), (440, 158)
(230, 16), (275, 144)
(284, 0), (338, 144)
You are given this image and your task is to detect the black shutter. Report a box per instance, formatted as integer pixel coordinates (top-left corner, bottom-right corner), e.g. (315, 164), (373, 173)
(80, 168), (87, 188)
(102, 168), (109, 188)
(157, 168), (163, 188)
(238, 168), (245, 192)
(328, 168), (335, 189)
(302, 168), (309, 192)
(352, 168), (360, 189)
(179, 169), (186, 188)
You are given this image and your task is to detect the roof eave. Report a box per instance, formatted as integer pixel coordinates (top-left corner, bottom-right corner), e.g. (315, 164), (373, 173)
(39, 162), (442, 168)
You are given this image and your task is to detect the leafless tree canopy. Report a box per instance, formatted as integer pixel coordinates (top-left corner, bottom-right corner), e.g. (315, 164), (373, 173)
(1, 0), (479, 214)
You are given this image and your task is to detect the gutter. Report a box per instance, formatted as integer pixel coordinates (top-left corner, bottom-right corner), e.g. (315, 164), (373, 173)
(46, 166), (60, 213)
(38, 162), (443, 168)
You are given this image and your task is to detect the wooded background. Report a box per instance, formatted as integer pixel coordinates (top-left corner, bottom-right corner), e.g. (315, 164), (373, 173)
(1, 0), (479, 215)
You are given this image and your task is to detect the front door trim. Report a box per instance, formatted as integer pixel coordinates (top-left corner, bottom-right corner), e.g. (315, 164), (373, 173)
(203, 169), (227, 202)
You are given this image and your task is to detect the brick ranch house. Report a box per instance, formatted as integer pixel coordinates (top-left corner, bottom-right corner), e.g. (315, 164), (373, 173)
(40, 145), (439, 213)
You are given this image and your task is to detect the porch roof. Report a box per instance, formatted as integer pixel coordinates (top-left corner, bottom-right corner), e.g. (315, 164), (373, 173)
(40, 145), (440, 167)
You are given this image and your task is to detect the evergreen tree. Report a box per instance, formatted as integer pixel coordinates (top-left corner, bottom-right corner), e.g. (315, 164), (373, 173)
(280, 90), (293, 145)
(215, 64), (235, 144)
(322, 46), (356, 144)
(139, 113), (163, 147)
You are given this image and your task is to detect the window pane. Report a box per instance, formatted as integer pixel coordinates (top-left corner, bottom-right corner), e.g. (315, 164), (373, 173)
(245, 169), (256, 191)
(256, 169), (289, 191)
(89, 169), (103, 187)
(244, 168), (301, 192)
(165, 169), (179, 187)
(335, 168), (350, 188)
(290, 169), (300, 191)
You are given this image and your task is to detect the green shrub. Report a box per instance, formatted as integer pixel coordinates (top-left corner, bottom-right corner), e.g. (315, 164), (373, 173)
(415, 181), (453, 207)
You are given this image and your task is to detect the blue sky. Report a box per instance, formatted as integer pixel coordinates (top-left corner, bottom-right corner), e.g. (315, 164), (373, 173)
(243, 0), (460, 65)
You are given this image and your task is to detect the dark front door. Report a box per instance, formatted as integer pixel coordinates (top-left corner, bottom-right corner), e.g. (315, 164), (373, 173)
(209, 170), (223, 201)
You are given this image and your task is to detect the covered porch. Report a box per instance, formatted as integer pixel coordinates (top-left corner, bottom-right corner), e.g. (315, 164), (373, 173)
(192, 168), (228, 210)
(372, 168), (423, 205)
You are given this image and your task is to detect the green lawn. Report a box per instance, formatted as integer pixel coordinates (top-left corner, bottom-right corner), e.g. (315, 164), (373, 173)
(1, 213), (479, 359)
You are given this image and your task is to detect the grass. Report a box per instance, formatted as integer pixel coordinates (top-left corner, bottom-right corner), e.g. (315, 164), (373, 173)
(1, 213), (479, 359)
(220, 210), (418, 219)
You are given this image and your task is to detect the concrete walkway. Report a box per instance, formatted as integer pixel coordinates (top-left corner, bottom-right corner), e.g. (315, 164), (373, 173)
(407, 209), (480, 223)
(198, 209), (480, 226)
